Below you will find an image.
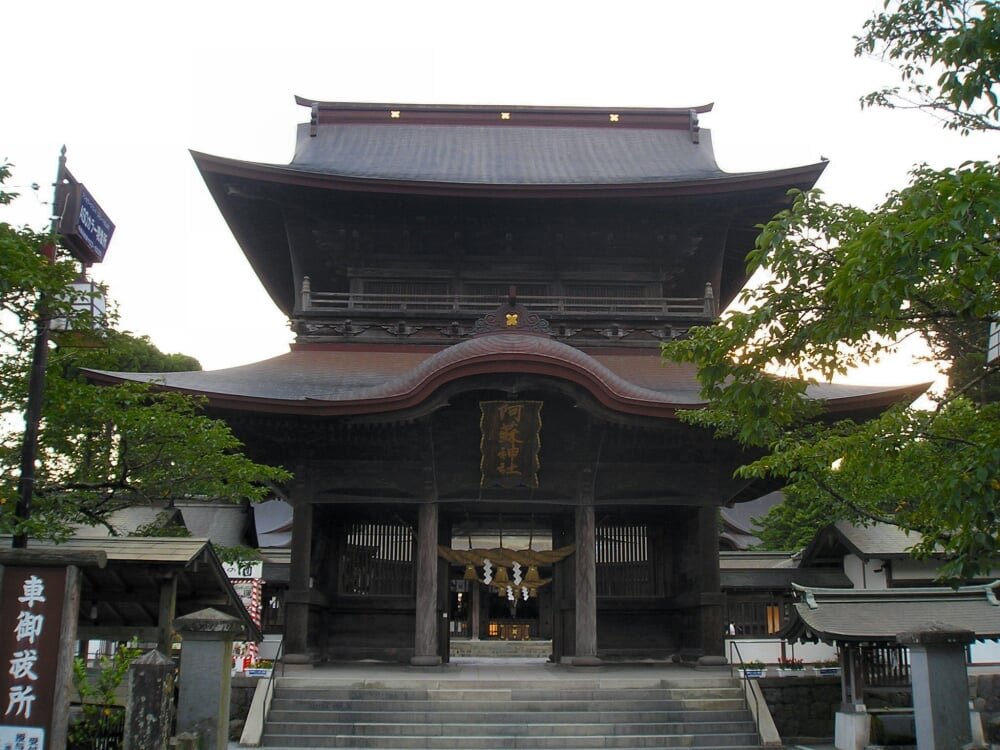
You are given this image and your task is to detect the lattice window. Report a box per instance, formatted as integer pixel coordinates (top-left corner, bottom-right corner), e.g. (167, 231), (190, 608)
(596, 524), (655, 597)
(339, 521), (414, 597)
(463, 283), (549, 298)
(362, 280), (450, 297)
(565, 284), (648, 299)
(861, 644), (911, 687)
(724, 596), (789, 637)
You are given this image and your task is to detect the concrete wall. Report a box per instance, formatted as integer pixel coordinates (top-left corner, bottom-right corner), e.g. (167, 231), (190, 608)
(758, 675), (841, 743)
(969, 672), (1000, 744)
(229, 675), (258, 742)
(755, 670), (1000, 745)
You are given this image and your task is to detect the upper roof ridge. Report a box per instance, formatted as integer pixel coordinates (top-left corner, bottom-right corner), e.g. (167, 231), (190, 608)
(294, 97), (713, 133)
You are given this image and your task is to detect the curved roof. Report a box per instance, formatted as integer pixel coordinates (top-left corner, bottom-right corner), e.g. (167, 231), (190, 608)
(785, 583), (1000, 644)
(86, 335), (929, 420)
(192, 100), (826, 199)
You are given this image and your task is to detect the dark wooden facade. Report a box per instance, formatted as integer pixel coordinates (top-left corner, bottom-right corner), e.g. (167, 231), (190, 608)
(93, 101), (919, 665)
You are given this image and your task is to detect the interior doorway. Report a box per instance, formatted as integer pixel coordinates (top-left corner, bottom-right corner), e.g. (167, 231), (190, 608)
(445, 513), (557, 658)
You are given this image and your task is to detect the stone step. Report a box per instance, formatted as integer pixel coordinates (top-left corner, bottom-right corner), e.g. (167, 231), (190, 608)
(275, 683), (742, 702)
(267, 709), (752, 725)
(268, 697), (748, 713)
(261, 673), (760, 749)
(260, 732), (761, 749)
(263, 719), (757, 737)
(275, 677), (740, 690)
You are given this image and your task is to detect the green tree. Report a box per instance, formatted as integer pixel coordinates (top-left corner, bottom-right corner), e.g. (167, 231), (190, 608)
(0, 162), (290, 541)
(663, 1), (1000, 580)
(857, 0), (1000, 133)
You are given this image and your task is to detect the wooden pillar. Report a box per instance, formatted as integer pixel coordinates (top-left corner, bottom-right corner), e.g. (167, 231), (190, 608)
(835, 645), (871, 750)
(697, 505), (726, 664)
(437, 511), (451, 663)
(284, 499), (313, 662)
(573, 503), (600, 666)
(551, 513), (575, 663)
(411, 501), (441, 666)
(470, 580), (481, 640)
(156, 573), (177, 655)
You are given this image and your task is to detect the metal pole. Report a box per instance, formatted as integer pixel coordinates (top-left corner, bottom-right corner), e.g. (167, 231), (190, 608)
(13, 148), (65, 548)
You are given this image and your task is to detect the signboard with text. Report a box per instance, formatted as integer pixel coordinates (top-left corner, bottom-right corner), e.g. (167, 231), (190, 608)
(0, 568), (67, 750)
(55, 168), (114, 265)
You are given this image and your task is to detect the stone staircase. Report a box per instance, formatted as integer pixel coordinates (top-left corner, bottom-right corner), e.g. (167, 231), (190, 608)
(260, 674), (762, 749)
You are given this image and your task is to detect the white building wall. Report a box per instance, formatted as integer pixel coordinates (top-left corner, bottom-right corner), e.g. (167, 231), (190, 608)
(843, 554), (888, 589)
(726, 638), (838, 667)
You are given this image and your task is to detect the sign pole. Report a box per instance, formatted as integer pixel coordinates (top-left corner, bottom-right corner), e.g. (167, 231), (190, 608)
(12, 149), (65, 549)
(13, 147), (114, 548)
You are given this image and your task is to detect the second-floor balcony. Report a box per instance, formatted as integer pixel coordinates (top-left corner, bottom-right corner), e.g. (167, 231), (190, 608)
(298, 279), (717, 320)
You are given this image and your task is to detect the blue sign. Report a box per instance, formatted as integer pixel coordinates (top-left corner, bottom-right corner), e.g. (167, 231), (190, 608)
(74, 185), (114, 263)
(56, 169), (115, 264)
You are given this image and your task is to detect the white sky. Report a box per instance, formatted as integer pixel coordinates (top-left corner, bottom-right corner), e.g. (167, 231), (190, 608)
(4, 1), (997, 387)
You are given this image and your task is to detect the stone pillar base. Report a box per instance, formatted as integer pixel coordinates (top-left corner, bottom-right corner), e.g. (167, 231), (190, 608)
(835, 709), (870, 750)
(410, 655), (443, 667)
(697, 655), (728, 668)
(570, 655), (603, 667)
(282, 652), (316, 665)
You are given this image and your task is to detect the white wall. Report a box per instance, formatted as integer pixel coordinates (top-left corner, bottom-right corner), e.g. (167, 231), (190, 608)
(726, 638), (838, 667)
(844, 555), (888, 589)
(970, 641), (1000, 664)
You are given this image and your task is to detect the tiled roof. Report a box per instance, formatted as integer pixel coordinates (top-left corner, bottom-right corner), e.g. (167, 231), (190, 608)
(173, 501), (247, 548)
(86, 337), (927, 419)
(194, 100), (828, 199)
(28, 537), (262, 640)
(71, 501), (248, 548)
(720, 550), (850, 589)
(721, 568), (852, 590)
(290, 123), (727, 186)
(71, 505), (169, 538)
(831, 520), (926, 557)
(800, 520), (933, 563)
(785, 583), (1000, 643)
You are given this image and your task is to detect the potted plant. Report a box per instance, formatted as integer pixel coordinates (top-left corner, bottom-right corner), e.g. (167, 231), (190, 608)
(814, 657), (840, 676)
(246, 658), (273, 677)
(739, 659), (766, 678)
(777, 656), (805, 674)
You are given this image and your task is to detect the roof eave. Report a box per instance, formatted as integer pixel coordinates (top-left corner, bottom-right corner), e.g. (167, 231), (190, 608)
(191, 149), (828, 201)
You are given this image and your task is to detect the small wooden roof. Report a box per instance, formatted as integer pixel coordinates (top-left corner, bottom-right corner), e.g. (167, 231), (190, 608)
(784, 583), (1000, 645)
(8, 537), (261, 642)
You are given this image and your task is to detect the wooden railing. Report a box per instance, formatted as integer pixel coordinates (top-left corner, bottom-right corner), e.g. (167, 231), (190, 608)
(862, 644), (910, 687)
(299, 283), (716, 318)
